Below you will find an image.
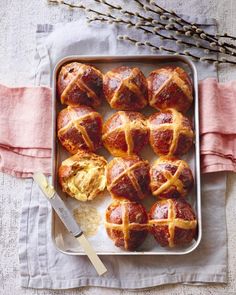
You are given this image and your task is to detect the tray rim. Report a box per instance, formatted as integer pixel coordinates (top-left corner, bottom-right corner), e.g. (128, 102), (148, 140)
(51, 54), (202, 256)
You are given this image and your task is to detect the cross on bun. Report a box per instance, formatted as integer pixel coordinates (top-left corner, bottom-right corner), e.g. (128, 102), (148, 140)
(148, 108), (194, 156)
(150, 157), (194, 199)
(106, 156), (150, 202)
(57, 62), (103, 108)
(149, 199), (197, 247)
(103, 66), (148, 111)
(102, 111), (149, 157)
(105, 200), (148, 250)
(57, 106), (103, 154)
(147, 66), (193, 113)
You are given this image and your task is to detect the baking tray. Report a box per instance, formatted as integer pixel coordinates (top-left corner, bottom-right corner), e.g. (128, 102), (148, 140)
(51, 55), (201, 256)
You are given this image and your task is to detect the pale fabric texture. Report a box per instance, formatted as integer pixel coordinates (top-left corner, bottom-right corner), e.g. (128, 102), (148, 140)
(0, 84), (52, 177)
(18, 14), (228, 289)
(200, 78), (236, 172)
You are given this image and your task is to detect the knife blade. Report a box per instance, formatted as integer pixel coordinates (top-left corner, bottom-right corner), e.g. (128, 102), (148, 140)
(33, 172), (107, 276)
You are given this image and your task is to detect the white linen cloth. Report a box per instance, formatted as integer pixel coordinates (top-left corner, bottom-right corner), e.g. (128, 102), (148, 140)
(19, 12), (228, 289)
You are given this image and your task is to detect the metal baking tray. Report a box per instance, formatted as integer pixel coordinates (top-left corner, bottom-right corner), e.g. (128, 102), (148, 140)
(51, 55), (201, 256)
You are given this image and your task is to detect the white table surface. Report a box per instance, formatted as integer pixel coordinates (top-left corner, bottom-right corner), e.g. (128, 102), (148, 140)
(1, 0), (236, 294)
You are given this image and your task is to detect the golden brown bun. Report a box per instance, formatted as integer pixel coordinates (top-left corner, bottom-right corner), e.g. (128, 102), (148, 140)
(57, 105), (103, 154)
(103, 66), (148, 111)
(106, 156), (150, 202)
(102, 111), (149, 157)
(58, 151), (107, 201)
(149, 199), (197, 247)
(150, 157), (193, 199)
(148, 108), (194, 156)
(105, 200), (148, 250)
(147, 66), (193, 113)
(57, 62), (103, 108)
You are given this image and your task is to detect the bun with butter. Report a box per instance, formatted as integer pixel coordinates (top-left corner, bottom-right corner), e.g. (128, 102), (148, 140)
(58, 151), (107, 201)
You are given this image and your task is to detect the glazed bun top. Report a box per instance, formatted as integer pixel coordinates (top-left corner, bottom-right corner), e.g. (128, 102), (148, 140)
(102, 111), (149, 157)
(148, 108), (194, 156)
(57, 105), (103, 154)
(150, 156), (194, 199)
(105, 200), (148, 250)
(103, 66), (148, 111)
(147, 66), (193, 113)
(106, 156), (150, 202)
(149, 198), (197, 247)
(57, 62), (103, 108)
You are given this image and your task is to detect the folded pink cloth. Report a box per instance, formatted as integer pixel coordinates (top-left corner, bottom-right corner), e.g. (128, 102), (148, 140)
(199, 78), (236, 134)
(199, 78), (236, 173)
(0, 84), (52, 177)
(0, 78), (236, 177)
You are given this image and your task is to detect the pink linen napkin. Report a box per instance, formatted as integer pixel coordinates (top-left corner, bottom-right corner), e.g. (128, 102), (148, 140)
(0, 84), (52, 178)
(0, 78), (235, 177)
(199, 78), (236, 173)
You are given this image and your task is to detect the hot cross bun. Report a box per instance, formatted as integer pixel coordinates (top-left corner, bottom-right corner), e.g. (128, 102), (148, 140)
(57, 105), (103, 154)
(102, 111), (149, 157)
(148, 108), (194, 156)
(103, 66), (148, 111)
(57, 62), (103, 108)
(106, 156), (150, 202)
(105, 200), (148, 250)
(147, 66), (193, 113)
(150, 157), (193, 199)
(149, 199), (197, 247)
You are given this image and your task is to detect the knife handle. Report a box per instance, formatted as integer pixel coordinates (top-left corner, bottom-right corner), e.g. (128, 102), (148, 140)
(77, 234), (107, 276)
(51, 196), (107, 275)
(33, 172), (107, 276)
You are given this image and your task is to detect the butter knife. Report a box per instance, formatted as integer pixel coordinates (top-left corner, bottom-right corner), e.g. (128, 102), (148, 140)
(33, 172), (107, 276)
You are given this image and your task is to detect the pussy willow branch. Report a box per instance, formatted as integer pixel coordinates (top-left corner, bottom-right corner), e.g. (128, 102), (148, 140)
(88, 15), (228, 57)
(47, 0), (107, 17)
(117, 35), (199, 60)
(48, 0), (85, 9)
(49, 0), (236, 55)
(47, 0), (236, 64)
(135, 0), (236, 53)
(117, 35), (236, 65)
(148, 0), (236, 40)
(94, 0), (212, 42)
(94, 0), (236, 55)
(146, 0), (236, 45)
